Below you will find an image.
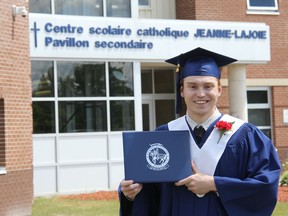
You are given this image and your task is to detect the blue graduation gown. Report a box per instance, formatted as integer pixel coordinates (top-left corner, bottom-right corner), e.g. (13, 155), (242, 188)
(119, 120), (281, 216)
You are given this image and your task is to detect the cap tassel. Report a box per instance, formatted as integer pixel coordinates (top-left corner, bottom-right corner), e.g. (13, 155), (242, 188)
(176, 63), (180, 73)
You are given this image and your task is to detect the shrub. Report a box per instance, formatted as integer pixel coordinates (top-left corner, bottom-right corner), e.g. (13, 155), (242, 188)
(280, 160), (288, 187)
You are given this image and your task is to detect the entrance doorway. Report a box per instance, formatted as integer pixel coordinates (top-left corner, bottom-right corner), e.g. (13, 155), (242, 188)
(141, 68), (176, 131)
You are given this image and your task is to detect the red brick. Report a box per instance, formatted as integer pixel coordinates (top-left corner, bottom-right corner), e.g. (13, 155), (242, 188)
(0, 0), (33, 215)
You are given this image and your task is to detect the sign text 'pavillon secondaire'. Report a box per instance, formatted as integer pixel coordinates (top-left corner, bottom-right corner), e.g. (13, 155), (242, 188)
(31, 22), (267, 49)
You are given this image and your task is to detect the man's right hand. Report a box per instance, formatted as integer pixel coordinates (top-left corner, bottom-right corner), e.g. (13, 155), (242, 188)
(121, 180), (143, 201)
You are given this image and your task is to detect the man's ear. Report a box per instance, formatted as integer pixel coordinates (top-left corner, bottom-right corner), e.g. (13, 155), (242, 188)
(180, 85), (184, 97)
(218, 80), (222, 96)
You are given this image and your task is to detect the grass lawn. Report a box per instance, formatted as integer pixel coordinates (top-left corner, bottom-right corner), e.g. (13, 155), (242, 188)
(273, 202), (288, 216)
(32, 197), (119, 216)
(32, 197), (287, 216)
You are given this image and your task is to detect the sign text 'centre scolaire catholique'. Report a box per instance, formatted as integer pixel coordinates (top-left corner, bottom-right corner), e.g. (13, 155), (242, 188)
(31, 22), (267, 49)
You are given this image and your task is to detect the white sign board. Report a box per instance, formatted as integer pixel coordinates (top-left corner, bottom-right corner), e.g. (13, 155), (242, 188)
(29, 14), (270, 63)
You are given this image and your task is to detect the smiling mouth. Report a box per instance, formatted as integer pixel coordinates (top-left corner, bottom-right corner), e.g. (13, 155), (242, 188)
(194, 100), (208, 104)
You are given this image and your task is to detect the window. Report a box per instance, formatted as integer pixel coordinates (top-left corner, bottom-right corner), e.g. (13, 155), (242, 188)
(33, 101), (55, 134)
(247, 88), (272, 139)
(29, 0), (51, 14)
(138, 0), (150, 7)
(141, 69), (153, 94)
(154, 69), (174, 93)
(141, 69), (176, 130)
(32, 61), (55, 134)
(32, 60), (135, 134)
(29, 0), (131, 17)
(109, 62), (134, 96)
(141, 69), (174, 94)
(155, 100), (175, 126)
(57, 61), (106, 97)
(0, 99), (6, 174)
(32, 61), (54, 97)
(106, 0), (131, 17)
(55, 0), (103, 16)
(59, 101), (107, 132)
(247, 0), (278, 11)
(110, 101), (135, 131)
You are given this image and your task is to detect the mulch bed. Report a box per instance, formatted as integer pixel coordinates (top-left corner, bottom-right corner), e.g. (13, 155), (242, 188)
(278, 187), (288, 202)
(61, 191), (118, 201)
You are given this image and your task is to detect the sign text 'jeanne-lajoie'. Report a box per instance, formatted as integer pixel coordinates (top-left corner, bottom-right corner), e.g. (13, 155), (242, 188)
(31, 22), (267, 49)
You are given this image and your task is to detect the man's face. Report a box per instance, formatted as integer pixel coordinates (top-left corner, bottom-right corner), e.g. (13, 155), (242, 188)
(180, 76), (222, 122)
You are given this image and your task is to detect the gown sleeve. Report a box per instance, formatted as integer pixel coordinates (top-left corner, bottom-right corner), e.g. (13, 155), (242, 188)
(118, 185), (133, 216)
(214, 123), (281, 216)
(119, 183), (161, 216)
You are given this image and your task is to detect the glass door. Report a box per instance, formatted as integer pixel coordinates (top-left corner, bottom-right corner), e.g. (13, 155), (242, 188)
(142, 99), (154, 131)
(141, 68), (176, 131)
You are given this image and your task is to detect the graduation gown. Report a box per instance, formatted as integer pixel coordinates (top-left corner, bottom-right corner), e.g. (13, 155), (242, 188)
(119, 114), (281, 216)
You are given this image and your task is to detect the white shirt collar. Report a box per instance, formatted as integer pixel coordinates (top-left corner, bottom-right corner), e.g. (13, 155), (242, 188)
(186, 108), (221, 131)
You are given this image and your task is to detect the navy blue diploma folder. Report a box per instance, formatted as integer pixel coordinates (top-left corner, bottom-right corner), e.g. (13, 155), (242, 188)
(122, 130), (192, 183)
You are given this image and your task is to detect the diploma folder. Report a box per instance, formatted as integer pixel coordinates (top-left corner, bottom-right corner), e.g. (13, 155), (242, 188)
(122, 130), (192, 183)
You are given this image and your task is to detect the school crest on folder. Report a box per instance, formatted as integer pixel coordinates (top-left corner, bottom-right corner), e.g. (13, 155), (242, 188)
(122, 130), (192, 183)
(146, 143), (170, 171)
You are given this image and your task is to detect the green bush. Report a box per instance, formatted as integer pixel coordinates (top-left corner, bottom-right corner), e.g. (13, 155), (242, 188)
(280, 160), (288, 187)
(280, 171), (288, 186)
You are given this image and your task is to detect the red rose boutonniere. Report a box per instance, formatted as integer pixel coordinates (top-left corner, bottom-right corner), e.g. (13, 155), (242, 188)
(215, 120), (234, 143)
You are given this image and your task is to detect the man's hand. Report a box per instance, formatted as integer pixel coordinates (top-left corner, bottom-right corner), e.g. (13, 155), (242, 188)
(121, 180), (143, 201)
(175, 161), (217, 196)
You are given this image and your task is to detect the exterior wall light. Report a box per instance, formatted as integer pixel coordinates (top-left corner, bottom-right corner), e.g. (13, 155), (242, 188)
(12, 5), (28, 17)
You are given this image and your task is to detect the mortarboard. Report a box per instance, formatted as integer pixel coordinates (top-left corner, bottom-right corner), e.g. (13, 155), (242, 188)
(165, 47), (237, 113)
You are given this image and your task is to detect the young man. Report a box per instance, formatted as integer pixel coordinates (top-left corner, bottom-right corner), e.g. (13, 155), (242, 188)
(119, 47), (281, 216)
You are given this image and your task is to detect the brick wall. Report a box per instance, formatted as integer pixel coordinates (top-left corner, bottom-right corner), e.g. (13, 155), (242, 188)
(176, 0), (288, 163)
(0, 0), (33, 215)
(176, 0), (196, 20)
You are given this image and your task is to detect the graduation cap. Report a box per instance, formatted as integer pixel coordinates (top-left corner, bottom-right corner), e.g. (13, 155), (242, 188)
(165, 47), (237, 113)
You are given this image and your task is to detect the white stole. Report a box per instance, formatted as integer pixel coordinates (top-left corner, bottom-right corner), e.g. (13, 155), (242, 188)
(168, 114), (245, 176)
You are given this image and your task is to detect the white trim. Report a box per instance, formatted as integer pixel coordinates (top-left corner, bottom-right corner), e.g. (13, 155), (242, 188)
(247, 87), (273, 140)
(50, 0), (55, 14)
(246, 0), (278, 11)
(246, 10), (280, 15)
(195, 115), (245, 175)
(131, 0), (139, 18)
(222, 78), (288, 87)
(0, 167), (7, 175)
(133, 61), (143, 131)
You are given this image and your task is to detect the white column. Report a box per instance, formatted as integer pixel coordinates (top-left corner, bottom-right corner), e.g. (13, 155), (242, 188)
(131, 0), (139, 18)
(227, 64), (248, 121)
(133, 61), (143, 130)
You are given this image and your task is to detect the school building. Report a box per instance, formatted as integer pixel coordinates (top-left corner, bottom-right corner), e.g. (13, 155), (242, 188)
(0, 0), (287, 215)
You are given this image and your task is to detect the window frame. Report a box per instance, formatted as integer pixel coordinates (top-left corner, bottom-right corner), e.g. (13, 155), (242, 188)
(247, 87), (273, 139)
(29, 0), (132, 17)
(246, 0), (278, 11)
(32, 60), (136, 134)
